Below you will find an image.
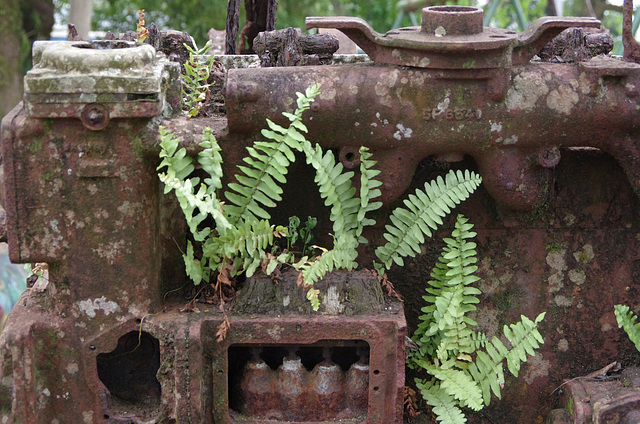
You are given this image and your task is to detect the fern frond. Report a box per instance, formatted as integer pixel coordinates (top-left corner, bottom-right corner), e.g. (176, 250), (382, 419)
(409, 213), (545, 421)
(223, 84), (321, 225)
(614, 304), (640, 352)
(293, 143), (381, 309)
(427, 367), (484, 411)
(303, 143), (359, 236)
(295, 235), (359, 280)
(374, 170), (482, 272)
(202, 220), (287, 277)
(503, 313), (545, 376)
(157, 128), (231, 240)
(420, 216), (482, 361)
(356, 146), (383, 241)
(468, 312), (545, 405)
(197, 128), (224, 192)
(183, 240), (210, 285)
(416, 379), (467, 424)
(157, 126), (196, 184)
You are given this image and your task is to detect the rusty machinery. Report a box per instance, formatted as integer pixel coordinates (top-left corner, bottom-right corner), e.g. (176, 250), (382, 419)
(1, 1), (640, 423)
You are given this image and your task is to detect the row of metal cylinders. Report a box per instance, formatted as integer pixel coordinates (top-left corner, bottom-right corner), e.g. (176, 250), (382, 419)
(235, 347), (369, 421)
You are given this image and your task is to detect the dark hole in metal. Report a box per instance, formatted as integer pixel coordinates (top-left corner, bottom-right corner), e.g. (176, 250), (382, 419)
(427, 5), (479, 13)
(97, 331), (161, 420)
(73, 40), (136, 50)
(127, 93), (158, 102)
(229, 341), (370, 421)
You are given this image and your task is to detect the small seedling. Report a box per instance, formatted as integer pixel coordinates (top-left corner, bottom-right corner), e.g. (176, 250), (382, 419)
(286, 215), (317, 256)
(136, 9), (148, 43)
(182, 39), (216, 117)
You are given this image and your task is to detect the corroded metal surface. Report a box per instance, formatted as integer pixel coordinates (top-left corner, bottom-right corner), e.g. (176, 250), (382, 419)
(209, 312), (406, 423)
(2, 6), (640, 424)
(226, 56), (640, 209)
(24, 41), (181, 124)
(0, 268), (405, 423)
(305, 9), (599, 70)
(548, 365), (640, 423)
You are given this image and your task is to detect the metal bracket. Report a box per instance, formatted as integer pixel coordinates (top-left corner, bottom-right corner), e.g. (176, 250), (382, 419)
(306, 7), (600, 69)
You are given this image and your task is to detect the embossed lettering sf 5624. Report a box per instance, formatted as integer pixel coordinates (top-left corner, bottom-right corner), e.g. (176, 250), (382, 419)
(425, 108), (482, 121)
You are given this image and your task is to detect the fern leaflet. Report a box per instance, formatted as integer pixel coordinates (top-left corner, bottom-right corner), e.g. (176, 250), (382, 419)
(468, 312), (545, 405)
(224, 84), (320, 224)
(614, 304), (640, 352)
(374, 170), (482, 273)
(409, 215), (545, 421)
(416, 379), (467, 424)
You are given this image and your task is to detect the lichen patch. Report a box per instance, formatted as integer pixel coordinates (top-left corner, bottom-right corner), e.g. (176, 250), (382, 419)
(547, 82), (579, 115)
(523, 353), (550, 385)
(78, 296), (119, 318)
(505, 73), (549, 112)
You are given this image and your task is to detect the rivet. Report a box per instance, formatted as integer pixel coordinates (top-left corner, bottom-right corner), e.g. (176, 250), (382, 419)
(80, 104), (109, 131)
(538, 146), (561, 168)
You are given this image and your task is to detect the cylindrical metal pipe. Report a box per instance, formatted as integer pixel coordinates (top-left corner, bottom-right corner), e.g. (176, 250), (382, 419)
(225, 63), (640, 209)
(422, 6), (484, 36)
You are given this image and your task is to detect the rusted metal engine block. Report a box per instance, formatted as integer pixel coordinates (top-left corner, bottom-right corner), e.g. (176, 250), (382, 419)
(2, 3), (640, 423)
(0, 38), (406, 423)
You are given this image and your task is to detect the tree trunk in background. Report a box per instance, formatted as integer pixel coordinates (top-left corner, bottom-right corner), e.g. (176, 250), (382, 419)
(69, 0), (93, 40)
(0, 0), (53, 120)
(226, 0), (241, 54)
(0, 0), (25, 119)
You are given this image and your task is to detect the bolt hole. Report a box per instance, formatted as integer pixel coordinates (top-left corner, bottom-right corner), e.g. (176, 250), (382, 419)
(373, 369), (380, 375)
(136, 318), (142, 324)
(217, 369), (224, 374)
(373, 386), (379, 391)
(339, 148), (361, 169)
(103, 414), (110, 419)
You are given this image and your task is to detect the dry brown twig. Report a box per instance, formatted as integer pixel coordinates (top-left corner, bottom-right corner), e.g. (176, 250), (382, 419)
(404, 385), (421, 421)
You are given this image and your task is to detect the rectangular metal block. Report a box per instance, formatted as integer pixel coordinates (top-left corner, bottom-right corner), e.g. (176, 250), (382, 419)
(203, 314), (406, 424)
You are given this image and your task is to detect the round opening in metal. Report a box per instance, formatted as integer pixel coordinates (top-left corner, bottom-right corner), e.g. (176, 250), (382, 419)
(422, 5), (484, 36)
(425, 6), (482, 13)
(73, 40), (136, 50)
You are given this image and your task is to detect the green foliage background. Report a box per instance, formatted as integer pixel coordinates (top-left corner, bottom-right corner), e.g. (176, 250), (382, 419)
(88, 0), (403, 45)
(49, 0), (630, 52)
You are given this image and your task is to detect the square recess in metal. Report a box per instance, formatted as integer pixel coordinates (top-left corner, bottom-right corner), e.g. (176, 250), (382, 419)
(205, 314), (406, 424)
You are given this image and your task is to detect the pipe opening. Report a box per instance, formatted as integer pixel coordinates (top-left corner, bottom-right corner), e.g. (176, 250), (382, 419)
(97, 331), (161, 421)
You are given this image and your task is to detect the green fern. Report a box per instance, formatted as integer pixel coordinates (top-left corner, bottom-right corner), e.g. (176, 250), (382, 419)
(160, 83), (482, 312)
(614, 304), (640, 352)
(182, 39), (216, 117)
(158, 83), (380, 307)
(291, 145), (379, 293)
(416, 379), (467, 424)
(408, 215), (545, 422)
(374, 170), (483, 274)
(158, 125), (288, 284)
(467, 313), (545, 406)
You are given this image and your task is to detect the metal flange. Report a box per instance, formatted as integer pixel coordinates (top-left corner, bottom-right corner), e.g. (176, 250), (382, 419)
(306, 7), (600, 69)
